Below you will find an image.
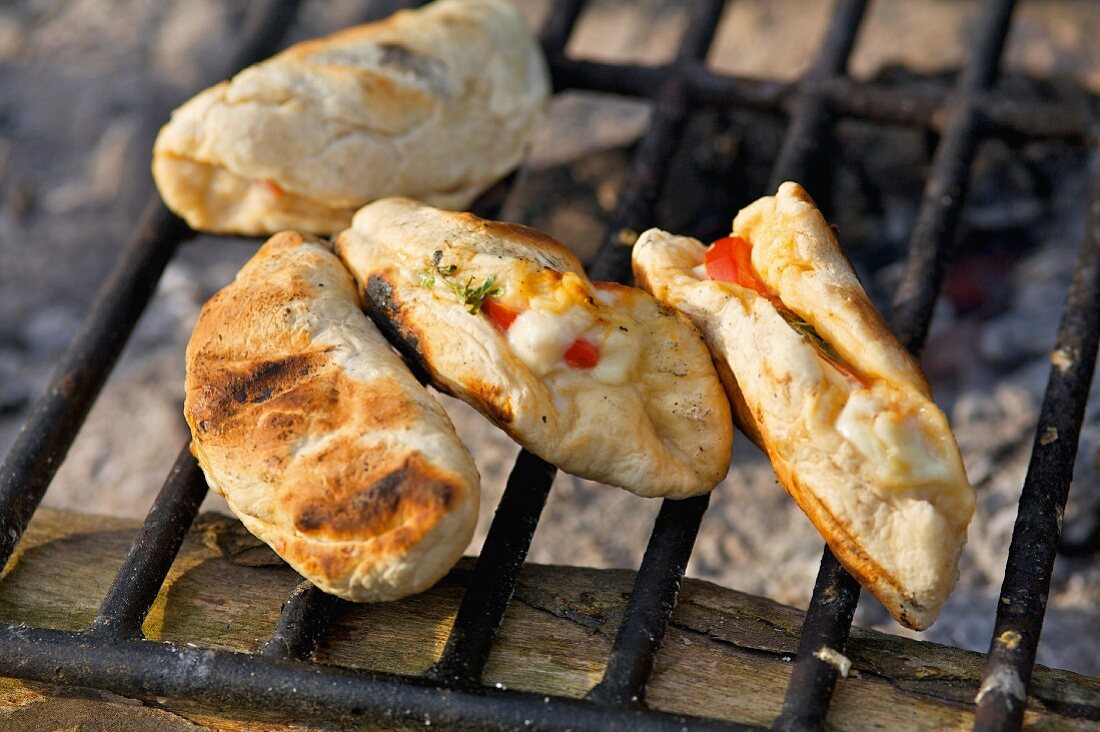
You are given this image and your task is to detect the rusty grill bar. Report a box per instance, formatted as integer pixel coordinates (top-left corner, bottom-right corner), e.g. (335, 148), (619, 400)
(973, 168), (1100, 731)
(0, 0), (1098, 730)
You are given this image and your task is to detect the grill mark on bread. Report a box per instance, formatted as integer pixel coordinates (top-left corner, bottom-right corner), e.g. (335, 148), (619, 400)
(291, 453), (459, 541)
(188, 351), (330, 433)
(376, 42), (448, 89)
(231, 354), (319, 404)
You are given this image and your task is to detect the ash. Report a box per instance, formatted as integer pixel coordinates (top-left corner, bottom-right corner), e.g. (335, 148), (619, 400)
(1, 0), (1098, 678)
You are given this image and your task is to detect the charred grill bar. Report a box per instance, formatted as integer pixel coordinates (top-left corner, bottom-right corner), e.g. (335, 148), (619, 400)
(779, 0), (1019, 727)
(584, 0), (726, 706)
(427, 0), (584, 689)
(85, 443), (210, 642)
(0, 1), (1098, 730)
(973, 164), (1100, 730)
(0, 0), (302, 573)
(429, 448), (556, 687)
(767, 1), (869, 724)
(260, 580), (343, 662)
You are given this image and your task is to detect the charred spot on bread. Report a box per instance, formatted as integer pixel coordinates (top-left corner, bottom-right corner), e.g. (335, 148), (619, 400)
(294, 506), (325, 532)
(229, 354), (319, 404)
(291, 454), (458, 541)
(362, 273), (435, 385)
(187, 351), (330, 432)
(376, 42), (446, 85)
(466, 378), (513, 426)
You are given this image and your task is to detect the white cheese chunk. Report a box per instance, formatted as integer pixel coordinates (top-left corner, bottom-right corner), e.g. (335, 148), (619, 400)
(835, 390), (954, 488)
(506, 306), (593, 377)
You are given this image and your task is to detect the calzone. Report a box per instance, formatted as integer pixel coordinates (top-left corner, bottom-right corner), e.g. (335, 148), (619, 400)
(154, 0), (549, 236)
(632, 182), (974, 629)
(185, 231), (480, 602)
(335, 198), (734, 499)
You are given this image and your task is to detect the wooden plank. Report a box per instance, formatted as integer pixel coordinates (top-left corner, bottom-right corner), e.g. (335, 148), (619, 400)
(0, 507), (1097, 730)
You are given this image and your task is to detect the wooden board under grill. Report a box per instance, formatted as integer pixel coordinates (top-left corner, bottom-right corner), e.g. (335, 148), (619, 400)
(0, 508), (1097, 731)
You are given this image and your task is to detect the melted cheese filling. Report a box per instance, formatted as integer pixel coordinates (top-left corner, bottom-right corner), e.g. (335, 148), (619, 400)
(507, 306), (592, 377)
(504, 283), (640, 385)
(690, 237), (948, 488)
(835, 390), (954, 488)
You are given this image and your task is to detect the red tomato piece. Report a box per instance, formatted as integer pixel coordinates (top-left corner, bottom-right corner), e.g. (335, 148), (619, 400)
(261, 179), (284, 197)
(703, 236), (739, 282)
(564, 338), (599, 369)
(708, 239), (868, 386)
(483, 299), (518, 332)
(704, 236), (772, 296)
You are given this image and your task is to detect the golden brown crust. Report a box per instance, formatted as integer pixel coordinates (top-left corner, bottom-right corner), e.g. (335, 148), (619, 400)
(632, 184), (974, 629)
(336, 198), (734, 498)
(153, 0), (549, 236)
(768, 445), (917, 628)
(185, 231), (480, 601)
(734, 182), (931, 395)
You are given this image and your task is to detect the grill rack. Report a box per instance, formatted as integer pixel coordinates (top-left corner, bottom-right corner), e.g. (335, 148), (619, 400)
(0, 0), (1098, 729)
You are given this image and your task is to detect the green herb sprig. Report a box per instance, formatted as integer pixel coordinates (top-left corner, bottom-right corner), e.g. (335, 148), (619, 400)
(419, 250), (502, 314)
(778, 308), (844, 364)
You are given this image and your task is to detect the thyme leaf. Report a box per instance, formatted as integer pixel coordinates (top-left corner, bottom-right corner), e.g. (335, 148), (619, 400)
(778, 309), (843, 364)
(418, 252), (501, 315)
(457, 274), (502, 314)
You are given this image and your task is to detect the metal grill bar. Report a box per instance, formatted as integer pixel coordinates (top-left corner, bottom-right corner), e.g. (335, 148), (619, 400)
(421, 0), (589, 690)
(766, 1), (869, 728)
(586, 494), (710, 706)
(430, 449), (555, 686)
(550, 60), (1092, 144)
(892, 0), (1016, 349)
(828, 83), (1088, 142)
(538, 0), (585, 58)
(85, 443), (208, 640)
(773, 549), (861, 731)
(0, 624), (750, 732)
(586, 0), (726, 282)
(973, 160), (1100, 731)
(770, 0), (867, 189)
(262, 581), (343, 662)
(0, 0), (303, 574)
(0, 204), (191, 572)
(1, 0), (1097, 728)
(581, 0), (727, 706)
(778, 1), (1018, 727)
